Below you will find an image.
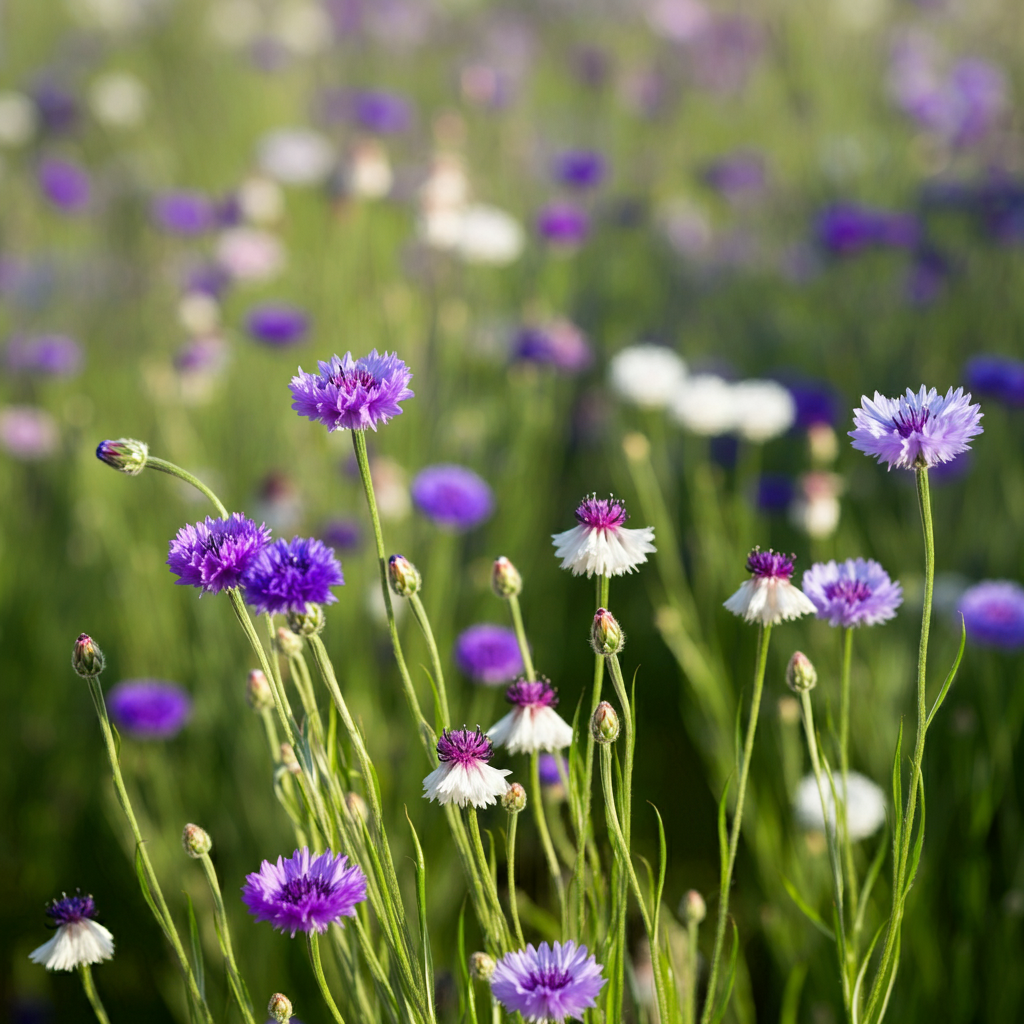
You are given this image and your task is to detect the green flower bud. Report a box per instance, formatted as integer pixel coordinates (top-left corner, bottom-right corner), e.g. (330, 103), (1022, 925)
(590, 608), (624, 656)
(786, 651), (817, 693)
(182, 823), (212, 858)
(502, 782), (527, 813)
(491, 556), (522, 598)
(268, 993), (293, 1023)
(72, 634), (105, 679)
(96, 438), (149, 476)
(591, 701), (620, 744)
(286, 604), (325, 637)
(469, 952), (496, 981)
(388, 554), (422, 597)
(280, 743), (301, 775)
(246, 669), (274, 712)
(275, 626), (304, 657)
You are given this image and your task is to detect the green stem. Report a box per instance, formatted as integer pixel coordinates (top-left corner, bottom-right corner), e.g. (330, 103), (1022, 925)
(685, 917), (700, 1024)
(506, 810), (526, 949)
(308, 932), (347, 1024)
(531, 751), (567, 928)
(467, 808), (513, 952)
(839, 627), (860, 935)
(507, 594), (536, 682)
(78, 964), (111, 1024)
(408, 593), (451, 730)
(145, 457), (229, 518)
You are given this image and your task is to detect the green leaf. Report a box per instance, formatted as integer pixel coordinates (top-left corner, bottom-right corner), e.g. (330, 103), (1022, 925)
(855, 829), (890, 940)
(455, 901), (478, 1024)
(134, 845), (169, 941)
(781, 875), (833, 940)
(404, 808), (434, 1020)
(651, 802), (668, 938)
(905, 772), (927, 896)
(111, 722), (122, 762)
(717, 775), (733, 891)
(184, 892), (206, 1001)
(780, 962), (808, 1024)
(890, 720), (904, 862)
(926, 614), (966, 729)
(852, 919), (888, 1024)
(709, 920), (740, 1024)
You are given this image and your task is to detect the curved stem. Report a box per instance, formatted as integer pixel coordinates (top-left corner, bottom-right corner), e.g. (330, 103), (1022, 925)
(507, 594), (535, 682)
(78, 965), (111, 1024)
(145, 457), (229, 518)
(308, 932), (347, 1024)
(467, 808), (513, 952)
(408, 593), (451, 730)
(839, 628), (860, 935)
(506, 810), (526, 949)
(531, 751), (567, 928)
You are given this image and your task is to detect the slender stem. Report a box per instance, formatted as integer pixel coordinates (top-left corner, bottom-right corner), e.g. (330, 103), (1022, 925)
(467, 808), (513, 952)
(78, 965), (111, 1024)
(308, 932), (347, 1024)
(146, 457), (229, 518)
(531, 751), (567, 928)
(839, 627), (860, 932)
(685, 917), (700, 1024)
(408, 593), (451, 730)
(700, 624), (772, 1024)
(506, 810), (526, 949)
(507, 595), (536, 682)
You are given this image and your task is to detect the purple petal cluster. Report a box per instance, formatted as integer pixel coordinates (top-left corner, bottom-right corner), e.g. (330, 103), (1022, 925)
(538, 753), (569, 786)
(513, 322), (592, 374)
(38, 158), (91, 213)
(491, 941), (606, 1023)
(958, 581), (1024, 649)
(506, 679), (559, 708)
(5, 334), (83, 377)
(241, 847), (367, 937)
(815, 203), (919, 256)
(437, 727), (494, 766)
(290, 350), (413, 431)
(243, 536), (344, 615)
(746, 547), (795, 580)
(575, 495), (628, 530)
(46, 892), (99, 926)
(537, 202), (590, 246)
(802, 558), (903, 628)
(454, 624), (524, 685)
(167, 514), (270, 594)
(554, 150), (606, 189)
(107, 680), (192, 739)
(411, 464), (494, 531)
(965, 355), (1024, 408)
(151, 191), (216, 235)
(247, 303), (310, 347)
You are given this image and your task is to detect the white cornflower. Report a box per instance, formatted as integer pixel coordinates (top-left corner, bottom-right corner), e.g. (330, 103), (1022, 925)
(794, 771), (886, 841)
(608, 344), (687, 409)
(670, 374), (739, 435)
(29, 893), (115, 972)
(423, 729), (512, 809)
(257, 128), (335, 186)
(487, 679), (575, 754)
(552, 495), (656, 578)
(732, 379), (796, 442)
(723, 548), (816, 626)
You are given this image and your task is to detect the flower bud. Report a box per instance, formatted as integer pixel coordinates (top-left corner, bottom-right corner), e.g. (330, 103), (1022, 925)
(591, 701), (620, 744)
(388, 554), (422, 597)
(95, 437), (149, 476)
(280, 743), (301, 775)
(590, 608), (624, 656)
(246, 669), (274, 712)
(786, 651), (817, 693)
(502, 782), (527, 813)
(345, 791), (368, 822)
(72, 633), (105, 678)
(682, 889), (706, 925)
(275, 626), (304, 657)
(491, 556), (522, 598)
(286, 604), (325, 637)
(268, 993), (293, 1023)
(469, 951), (496, 981)
(182, 823), (212, 858)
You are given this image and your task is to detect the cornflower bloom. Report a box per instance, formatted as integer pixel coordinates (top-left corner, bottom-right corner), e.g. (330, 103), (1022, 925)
(29, 893), (114, 971)
(167, 514), (270, 593)
(411, 464), (494, 531)
(243, 536), (344, 615)
(551, 495), (655, 578)
(958, 580), (1024, 649)
(246, 303), (309, 346)
(802, 558), (903, 628)
(724, 548), (815, 625)
(487, 679), (575, 754)
(241, 848), (367, 936)
(608, 344), (687, 409)
(455, 624), (524, 685)
(422, 728), (512, 808)
(107, 680), (192, 739)
(490, 940), (606, 1022)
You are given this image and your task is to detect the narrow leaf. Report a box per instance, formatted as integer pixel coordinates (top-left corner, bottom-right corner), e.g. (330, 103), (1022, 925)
(184, 892), (206, 1001)
(926, 614), (966, 729)
(855, 829), (889, 940)
(709, 920), (740, 1024)
(134, 845), (169, 940)
(717, 776), (732, 890)
(781, 876), (833, 940)
(890, 720), (904, 862)
(780, 962), (808, 1024)
(455, 901), (478, 1024)
(905, 772), (927, 895)
(404, 808), (434, 1020)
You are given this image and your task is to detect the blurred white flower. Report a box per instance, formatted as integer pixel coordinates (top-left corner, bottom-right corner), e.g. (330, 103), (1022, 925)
(369, 456), (411, 521)
(271, 2), (334, 56)
(789, 471), (843, 539)
(66, 0), (158, 32)
(453, 205), (524, 265)
(258, 128), (335, 185)
(177, 292), (221, 335)
(347, 140), (393, 199)
(794, 771), (886, 841)
(420, 154), (470, 212)
(237, 176), (284, 225)
(608, 345), (687, 410)
(206, 0), (262, 47)
(216, 227), (286, 282)
(670, 373), (737, 435)
(89, 71), (148, 129)
(645, 0), (711, 42)
(732, 380), (795, 442)
(0, 91), (37, 147)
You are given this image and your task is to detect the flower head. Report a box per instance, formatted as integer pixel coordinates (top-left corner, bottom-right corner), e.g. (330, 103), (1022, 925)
(411, 464), (494, 531)
(168, 514), (271, 594)
(107, 680), (192, 739)
(723, 548), (816, 626)
(537, 202), (590, 247)
(608, 345), (687, 410)
(247, 303), (309, 347)
(490, 940), (606, 1022)
(552, 496), (655, 578)
(290, 351), (413, 431)
(29, 892), (114, 972)
(487, 679), (575, 755)
(794, 771), (886, 841)
(554, 150), (607, 189)
(96, 438), (149, 476)
(538, 753), (569, 787)
(958, 580), (1024, 649)
(422, 728), (512, 808)
(965, 355), (1024, 408)
(5, 334), (83, 377)
(849, 386), (983, 470)
(243, 536), (344, 615)
(241, 847), (367, 936)
(454, 624), (524, 685)
(802, 558), (903, 628)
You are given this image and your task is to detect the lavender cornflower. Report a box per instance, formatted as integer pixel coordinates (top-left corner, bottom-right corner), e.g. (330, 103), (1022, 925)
(849, 386), (983, 470)
(151, 191), (216, 235)
(422, 728), (512, 808)
(958, 581), (1024, 649)
(538, 753), (569, 787)
(319, 518), (361, 551)
(411, 464), (494, 531)
(802, 558), (904, 628)
(29, 893), (114, 972)
(513, 321), (593, 374)
(4, 334), (82, 377)
(724, 548), (816, 626)
(490, 940), (606, 1022)
(487, 679), (575, 754)
(167, 514), (270, 593)
(37, 157), (91, 213)
(0, 405), (59, 459)
(965, 355), (1024, 408)
(290, 350), (413, 431)
(454, 624), (524, 685)
(551, 495), (655, 578)
(353, 90), (412, 134)
(241, 847), (367, 936)
(554, 150), (607, 189)
(243, 537), (344, 615)
(247, 303), (309, 347)
(107, 680), (192, 739)
(537, 202), (590, 247)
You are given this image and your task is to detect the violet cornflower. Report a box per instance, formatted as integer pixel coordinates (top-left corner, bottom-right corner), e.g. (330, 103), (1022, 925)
(490, 940), (606, 1022)
(5, 334), (83, 377)
(958, 581), (1024, 649)
(965, 355), (1024, 408)
(455, 624), (524, 685)
(107, 680), (192, 739)
(411, 464), (494, 531)
(802, 558), (903, 628)
(243, 536), (344, 615)
(37, 157), (91, 213)
(554, 150), (606, 190)
(538, 753), (569, 787)
(551, 495), (655, 578)
(290, 350), (413, 431)
(353, 90), (412, 134)
(151, 190), (216, 235)
(487, 679), (575, 755)
(513, 321), (593, 374)
(241, 847), (367, 936)
(29, 893), (114, 972)
(537, 202), (590, 247)
(724, 548), (816, 626)
(849, 386), (983, 470)
(167, 514), (270, 594)
(422, 728), (512, 808)
(247, 303), (309, 347)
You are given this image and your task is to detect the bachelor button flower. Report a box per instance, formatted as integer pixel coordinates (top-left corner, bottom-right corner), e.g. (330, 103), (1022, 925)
(246, 303), (309, 347)
(849, 386), (983, 470)
(422, 728), (512, 808)
(96, 438), (148, 476)
(107, 680), (192, 739)
(802, 558), (903, 628)
(151, 191), (216, 235)
(29, 892), (114, 972)
(732, 380), (796, 442)
(490, 940), (607, 1023)
(537, 202), (590, 247)
(455, 624), (524, 685)
(487, 679), (575, 755)
(608, 345), (687, 410)
(5, 334), (82, 377)
(958, 581), (1024, 649)
(794, 772), (886, 841)
(964, 354), (1024, 408)
(167, 514), (271, 594)
(243, 537), (344, 615)
(554, 150), (607, 190)
(411, 464), (494, 531)
(38, 158), (91, 213)
(241, 847), (367, 936)
(724, 548), (816, 626)
(552, 495), (655, 578)
(290, 350), (413, 432)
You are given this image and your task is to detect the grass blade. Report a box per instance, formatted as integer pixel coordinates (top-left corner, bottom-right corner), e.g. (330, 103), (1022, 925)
(782, 876), (833, 940)
(926, 615), (966, 730)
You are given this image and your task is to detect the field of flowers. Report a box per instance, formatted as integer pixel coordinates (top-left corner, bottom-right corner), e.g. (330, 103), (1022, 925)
(3, 0), (1024, 1022)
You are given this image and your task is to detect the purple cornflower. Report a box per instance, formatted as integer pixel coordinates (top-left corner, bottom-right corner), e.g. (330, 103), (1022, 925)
(0, 406), (59, 460)
(802, 558), (903, 628)
(5, 334), (83, 377)
(411, 464), (494, 531)
(29, 892), (114, 972)
(353, 90), (412, 134)
(422, 728), (512, 808)
(168, 514), (270, 593)
(454, 624), (524, 685)
(554, 150), (606, 190)
(850, 386), (983, 471)
(107, 680), (192, 739)
(490, 940), (606, 1022)
(37, 158), (91, 213)
(319, 518), (361, 551)
(32, 82), (80, 135)
(487, 678), (575, 754)
(958, 581), (1024, 649)
(965, 355), (1024, 408)
(815, 204), (919, 256)
(724, 548), (816, 626)
(551, 495), (655, 578)
(703, 151), (767, 202)
(247, 303), (310, 347)
(513, 321), (593, 374)
(290, 351), (413, 431)
(538, 753), (569, 786)
(757, 474), (795, 513)
(243, 536), (344, 615)
(241, 847), (367, 936)
(537, 202), (590, 247)
(151, 191), (216, 235)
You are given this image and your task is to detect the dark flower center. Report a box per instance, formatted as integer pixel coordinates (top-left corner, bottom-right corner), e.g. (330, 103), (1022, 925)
(823, 580), (873, 604)
(436, 727), (493, 766)
(330, 368), (378, 393)
(277, 875), (334, 905)
(575, 495), (628, 530)
(746, 548), (795, 580)
(47, 892), (97, 926)
(893, 407), (930, 437)
(524, 966), (572, 991)
(506, 679), (558, 708)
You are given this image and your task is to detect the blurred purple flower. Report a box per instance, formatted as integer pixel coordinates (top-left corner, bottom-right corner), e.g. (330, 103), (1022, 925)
(756, 474), (794, 513)
(537, 202), (590, 247)
(958, 581), (1024, 648)
(905, 250), (950, 307)
(538, 753), (569, 785)
(411, 464), (494, 531)
(38, 158), (91, 213)
(32, 82), (80, 135)
(175, 337), (230, 377)
(815, 204), (919, 255)
(152, 191), (216, 235)
(107, 680), (192, 739)
(354, 90), (411, 133)
(5, 334), (82, 377)
(703, 151), (766, 202)
(184, 262), (232, 298)
(513, 321), (592, 374)
(0, 405), (59, 459)
(784, 380), (840, 428)
(243, 536), (345, 615)
(554, 151), (607, 190)
(319, 518), (361, 551)
(247, 303), (309, 347)
(454, 624), (523, 685)
(964, 355), (1024, 407)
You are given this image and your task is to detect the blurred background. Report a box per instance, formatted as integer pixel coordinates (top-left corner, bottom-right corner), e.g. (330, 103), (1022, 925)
(2, 0), (1024, 1021)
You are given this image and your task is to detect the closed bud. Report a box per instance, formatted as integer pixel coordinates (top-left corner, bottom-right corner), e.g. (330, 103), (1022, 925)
(267, 993), (293, 1023)
(491, 556), (522, 598)
(388, 554), (422, 597)
(786, 651), (817, 693)
(345, 791), (368, 822)
(95, 437), (149, 476)
(275, 626), (304, 657)
(591, 701), (620, 744)
(182, 823), (212, 858)
(72, 633), (105, 678)
(286, 604), (325, 637)
(502, 782), (527, 813)
(682, 889), (706, 925)
(246, 669), (274, 711)
(469, 951), (496, 981)
(590, 608), (624, 656)
(280, 743), (302, 775)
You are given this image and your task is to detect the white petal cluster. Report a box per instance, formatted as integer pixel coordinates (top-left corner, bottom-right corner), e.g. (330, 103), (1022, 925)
(488, 706), (575, 755)
(422, 761), (512, 809)
(723, 577), (815, 626)
(551, 522), (656, 578)
(608, 345), (687, 410)
(794, 771), (886, 841)
(258, 128), (335, 186)
(671, 375), (795, 442)
(29, 919), (115, 972)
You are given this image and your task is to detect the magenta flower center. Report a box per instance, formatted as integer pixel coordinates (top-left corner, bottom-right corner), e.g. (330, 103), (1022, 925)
(746, 548), (795, 580)
(893, 407), (930, 437)
(437, 728), (493, 766)
(506, 680), (559, 708)
(524, 966), (573, 991)
(278, 876), (335, 905)
(575, 496), (628, 530)
(330, 367), (378, 393)
(47, 894), (97, 925)
(823, 580), (873, 604)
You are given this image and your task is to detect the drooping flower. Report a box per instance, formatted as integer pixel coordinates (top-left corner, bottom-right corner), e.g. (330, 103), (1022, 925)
(411, 464), (494, 531)
(454, 624), (524, 685)
(241, 847), (367, 936)
(487, 679), (575, 755)
(167, 514), (271, 594)
(794, 771), (886, 841)
(243, 536), (344, 615)
(246, 303), (309, 347)
(107, 680), (192, 739)
(608, 345), (687, 410)
(29, 892), (114, 972)
(422, 728), (512, 808)
(490, 940), (606, 1022)
(958, 580), (1024, 649)
(802, 558), (903, 628)
(290, 350), (414, 432)
(723, 548), (816, 626)
(849, 386), (983, 470)
(551, 495), (655, 578)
